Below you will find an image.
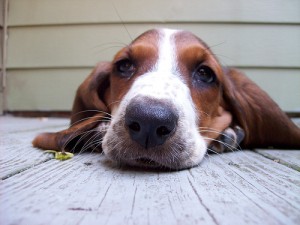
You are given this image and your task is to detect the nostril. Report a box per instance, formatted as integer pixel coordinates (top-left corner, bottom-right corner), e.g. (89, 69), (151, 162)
(128, 122), (141, 132)
(156, 126), (172, 137)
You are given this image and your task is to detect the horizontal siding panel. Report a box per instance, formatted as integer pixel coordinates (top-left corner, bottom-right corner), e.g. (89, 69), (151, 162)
(8, 0), (300, 26)
(7, 24), (300, 69)
(0, 0), (4, 70)
(0, 0), (4, 26)
(7, 68), (300, 112)
(241, 68), (300, 112)
(0, 92), (3, 114)
(0, 28), (3, 68)
(6, 69), (88, 111)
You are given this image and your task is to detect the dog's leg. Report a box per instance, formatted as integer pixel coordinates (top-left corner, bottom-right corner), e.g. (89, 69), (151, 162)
(32, 113), (108, 152)
(209, 126), (245, 153)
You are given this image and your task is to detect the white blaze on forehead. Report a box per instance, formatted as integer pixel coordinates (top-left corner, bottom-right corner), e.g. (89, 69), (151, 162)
(155, 29), (178, 74)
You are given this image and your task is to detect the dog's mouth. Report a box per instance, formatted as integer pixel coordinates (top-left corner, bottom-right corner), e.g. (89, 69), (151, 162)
(135, 157), (161, 167)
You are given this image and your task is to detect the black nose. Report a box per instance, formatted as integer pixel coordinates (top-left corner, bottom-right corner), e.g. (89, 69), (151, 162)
(125, 99), (178, 149)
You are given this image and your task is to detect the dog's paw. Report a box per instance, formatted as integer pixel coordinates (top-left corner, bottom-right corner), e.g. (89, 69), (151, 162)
(208, 126), (245, 153)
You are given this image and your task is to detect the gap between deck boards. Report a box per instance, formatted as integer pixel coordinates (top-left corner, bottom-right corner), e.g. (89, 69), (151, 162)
(1, 158), (54, 180)
(254, 150), (300, 172)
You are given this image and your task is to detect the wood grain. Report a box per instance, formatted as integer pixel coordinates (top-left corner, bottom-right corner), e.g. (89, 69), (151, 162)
(255, 150), (300, 171)
(0, 117), (68, 179)
(1, 117), (299, 225)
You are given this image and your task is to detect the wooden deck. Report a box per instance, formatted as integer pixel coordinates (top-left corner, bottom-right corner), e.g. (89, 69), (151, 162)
(0, 116), (300, 225)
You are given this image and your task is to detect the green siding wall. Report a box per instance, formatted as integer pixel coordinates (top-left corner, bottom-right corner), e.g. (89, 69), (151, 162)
(0, 0), (5, 114)
(5, 0), (300, 112)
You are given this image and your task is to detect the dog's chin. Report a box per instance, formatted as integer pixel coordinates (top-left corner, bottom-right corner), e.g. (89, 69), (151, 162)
(108, 157), (180, 170)
(103, 147), (205, 170)
(119, 157), (174, 170)
(102, 139), (207, 170)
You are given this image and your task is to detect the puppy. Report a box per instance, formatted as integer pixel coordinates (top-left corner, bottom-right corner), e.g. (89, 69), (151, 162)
(33, 29), (300, 169)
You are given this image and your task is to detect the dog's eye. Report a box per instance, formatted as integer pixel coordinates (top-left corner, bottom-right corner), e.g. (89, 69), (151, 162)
(116, 59), (135, 77)
(193, 65), (216, 84)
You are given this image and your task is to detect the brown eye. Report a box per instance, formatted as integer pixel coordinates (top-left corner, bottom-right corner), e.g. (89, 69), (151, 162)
(116, 59), (135, 77)
(193, 65), (216, 84)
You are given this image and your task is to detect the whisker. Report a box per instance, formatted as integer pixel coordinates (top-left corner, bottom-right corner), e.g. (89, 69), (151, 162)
(79, 131), (104, 154)
(71, 130), (99, 153)
(206, 147), (233, 162)
(92, 41), (128, 49)
(198, 110), (210, 118)
(206, 41), (226, 50)
(72, 109), (113, 118)
(112, 1), (133, 42)
(202, 152), (213, 170)
(199, 127), (243, 151)
(90, 141), (104, 154)
(92, 45), (126, 57)
(69, 112), (112, 128)
(204, 137), (238, 152)
(63, 119), (110, 149)
(107, 101), (120, 109)
(62, 128), (99, 152)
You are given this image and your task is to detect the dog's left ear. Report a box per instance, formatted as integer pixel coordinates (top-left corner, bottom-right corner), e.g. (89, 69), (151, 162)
(32, 62), (112, 151)
(70, 62), (111, 124)
(221, 67), (300, 148)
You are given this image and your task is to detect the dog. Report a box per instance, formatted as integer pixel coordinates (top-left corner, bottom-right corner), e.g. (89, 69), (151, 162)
(33, 28), (300, 170)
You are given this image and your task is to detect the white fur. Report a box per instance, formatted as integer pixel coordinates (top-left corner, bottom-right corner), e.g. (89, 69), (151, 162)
(102, 29), (207, 169)
(155, 28), (178, 73)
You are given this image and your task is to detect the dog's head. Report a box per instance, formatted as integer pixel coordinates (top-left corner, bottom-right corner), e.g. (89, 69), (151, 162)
(33, 29), (300, 170)
(102, 29), (231, 169)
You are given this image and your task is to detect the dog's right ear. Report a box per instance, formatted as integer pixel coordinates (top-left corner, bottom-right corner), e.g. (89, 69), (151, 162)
(222, 67), (300, 149)
(70, 62), (112, 124)
(32, 62), (112, 152)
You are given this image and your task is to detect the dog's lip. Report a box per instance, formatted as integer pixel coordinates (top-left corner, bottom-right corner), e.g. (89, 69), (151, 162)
(135, 157), (161, 167)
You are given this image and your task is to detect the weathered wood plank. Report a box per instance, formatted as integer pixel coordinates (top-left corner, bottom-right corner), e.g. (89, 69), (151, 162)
(0, 154), (216, 225)
(188, 151), (300, 225)
(255, 150), (300, 171)
(1, 151), (299, 225)
(0, 116), (69, 133)
(0, 117), (69, 179)
(1, 117), (299, 225)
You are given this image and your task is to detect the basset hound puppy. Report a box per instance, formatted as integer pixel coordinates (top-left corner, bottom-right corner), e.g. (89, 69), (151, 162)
(33, 28), (300, 169)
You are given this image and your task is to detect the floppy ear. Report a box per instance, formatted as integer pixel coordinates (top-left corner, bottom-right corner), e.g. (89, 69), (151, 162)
(222, 67), (300, 149)
(32, 62), (111, 152)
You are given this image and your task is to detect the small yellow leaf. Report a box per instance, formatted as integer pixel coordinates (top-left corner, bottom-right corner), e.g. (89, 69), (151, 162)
(44, 150), (74, 160)
(55, 152), (74, 160)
